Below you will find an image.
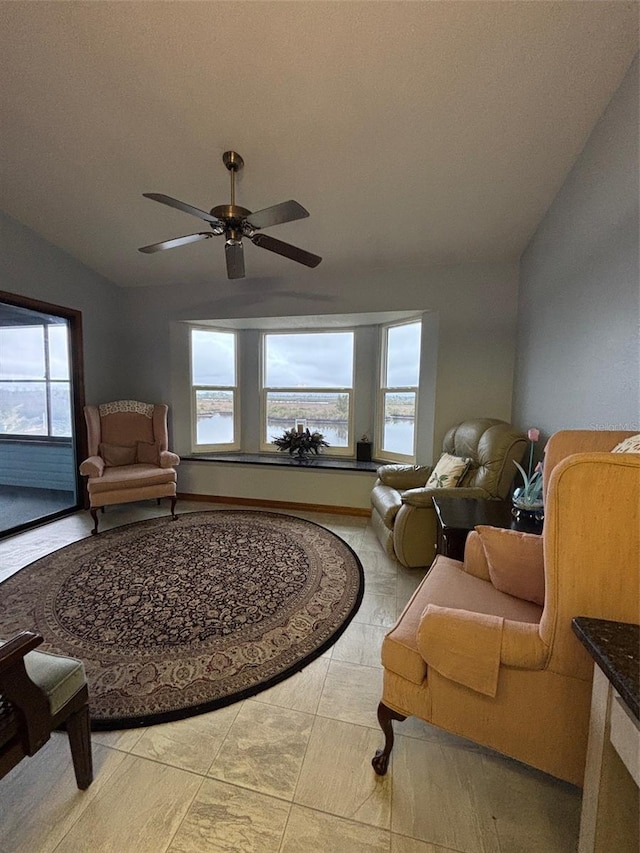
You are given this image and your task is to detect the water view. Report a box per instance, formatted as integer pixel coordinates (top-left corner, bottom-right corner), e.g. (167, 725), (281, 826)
(196, 413), (415, 455)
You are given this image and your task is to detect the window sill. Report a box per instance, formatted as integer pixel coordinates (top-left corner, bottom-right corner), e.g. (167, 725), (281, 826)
(182, 451), (379, 473)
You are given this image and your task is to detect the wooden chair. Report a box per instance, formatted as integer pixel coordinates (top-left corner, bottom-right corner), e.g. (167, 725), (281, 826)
(0, 631), (93, 789)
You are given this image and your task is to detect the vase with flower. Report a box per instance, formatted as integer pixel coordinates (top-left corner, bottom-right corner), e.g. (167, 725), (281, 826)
(512, 428), (544, 522)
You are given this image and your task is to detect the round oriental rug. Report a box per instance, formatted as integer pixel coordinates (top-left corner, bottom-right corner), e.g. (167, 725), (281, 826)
(0, 511), (364, 729)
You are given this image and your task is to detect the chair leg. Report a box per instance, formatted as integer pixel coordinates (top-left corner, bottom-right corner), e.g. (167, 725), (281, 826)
(170, 496), (177, 519)
(66, 702), (93, 790)
(371, 701), (406, 776)
(90, 508), (99, 535)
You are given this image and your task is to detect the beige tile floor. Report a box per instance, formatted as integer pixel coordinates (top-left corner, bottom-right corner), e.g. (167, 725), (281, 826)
(0, 501), (582, 852)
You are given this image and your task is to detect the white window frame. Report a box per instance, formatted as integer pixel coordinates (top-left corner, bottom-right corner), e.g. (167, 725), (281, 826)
(375, 319), (421, 463)
(259, 329), (355, 457)
(0, 322), (72, 439)
(190, 326), (240, 452)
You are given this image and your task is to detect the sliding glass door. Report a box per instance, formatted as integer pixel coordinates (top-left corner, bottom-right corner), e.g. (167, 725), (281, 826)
(0, 293), (85, 537)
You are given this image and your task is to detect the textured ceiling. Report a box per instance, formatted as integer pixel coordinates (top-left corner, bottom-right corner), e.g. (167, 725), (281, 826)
(0, 1), (637, 288)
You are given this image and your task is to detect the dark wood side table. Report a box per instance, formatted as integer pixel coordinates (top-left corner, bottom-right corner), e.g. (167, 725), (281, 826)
(432, 496), (543, 561)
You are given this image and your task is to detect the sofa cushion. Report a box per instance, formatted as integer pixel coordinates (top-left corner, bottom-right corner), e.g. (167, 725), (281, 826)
(476, 525), (545, 605)
(87, 464), (176, 494)
(23, 649), (86, 716)
(99, 443), (136, 467)
(381, 557), (542, 685)
(426, 453), (470, 489)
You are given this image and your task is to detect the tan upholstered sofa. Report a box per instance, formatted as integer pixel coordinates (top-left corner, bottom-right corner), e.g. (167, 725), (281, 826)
(79, 400), (180, 534)
(372, 429), (639, 786)
(371, 418), (527, 568)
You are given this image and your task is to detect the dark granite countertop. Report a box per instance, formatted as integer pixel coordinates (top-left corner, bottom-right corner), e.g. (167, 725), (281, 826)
(182, 452), (379, 473)
(572, 617), (639, 720)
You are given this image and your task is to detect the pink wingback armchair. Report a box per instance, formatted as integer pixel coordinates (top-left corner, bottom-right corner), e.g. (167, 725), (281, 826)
(79, 400), (180, 534)
(372, 429), (639, 786)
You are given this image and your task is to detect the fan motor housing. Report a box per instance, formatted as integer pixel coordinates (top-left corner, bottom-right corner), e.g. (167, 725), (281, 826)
(211, 204), (252, 224)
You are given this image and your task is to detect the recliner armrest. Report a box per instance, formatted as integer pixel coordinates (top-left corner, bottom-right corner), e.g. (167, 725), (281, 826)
(79, 456), (104, 478)
(376, 464), (432, 490)
(400, 485), (490, 508)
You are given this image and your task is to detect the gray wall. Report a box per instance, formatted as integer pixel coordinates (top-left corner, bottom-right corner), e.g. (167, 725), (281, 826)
(1, 207), (520, 481)
(121, 261), (520, 462)
(0, 210), (126, 404)
(513, 55), (639, 441)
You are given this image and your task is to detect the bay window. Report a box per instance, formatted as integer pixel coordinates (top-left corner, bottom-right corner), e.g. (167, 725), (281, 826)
(377, 320), (422, 461)
(190, 327), (239, 451)
(261, 331), (354, 455)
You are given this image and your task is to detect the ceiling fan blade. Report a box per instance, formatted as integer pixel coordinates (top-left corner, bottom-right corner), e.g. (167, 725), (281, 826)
(143, 193), (222, 225)
(138, 233), (213, 253)
(246, 200), (309, 230)
(251, 233), (322, 268)
(225, 240), (245, 279)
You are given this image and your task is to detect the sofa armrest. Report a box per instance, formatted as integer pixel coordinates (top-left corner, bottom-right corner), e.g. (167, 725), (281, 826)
(376, 464), (432, 490)
(160, 450), (180, 468)
(79, 456), (104, 478)
(400, 485), (490, 508)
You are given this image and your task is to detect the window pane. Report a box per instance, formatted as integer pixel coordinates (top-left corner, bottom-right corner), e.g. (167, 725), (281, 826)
(192, 330), (235, 386)
(0, 326), (45, 380)
(266, 391), (349, 448)
(264, 332), (353, 388)
(195, 390), (234, 445)
(0, 381), (47, 435)
(51, 382), (72, 437)
(48, 325), (70, 381)
(382, 392), (416, 455)
(385, 322), (421, 387)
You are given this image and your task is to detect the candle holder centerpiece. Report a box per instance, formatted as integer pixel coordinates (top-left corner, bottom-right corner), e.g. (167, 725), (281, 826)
(272, 423), (329, 459)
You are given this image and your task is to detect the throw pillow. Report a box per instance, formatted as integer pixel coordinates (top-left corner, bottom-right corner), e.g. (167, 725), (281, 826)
(99, 443), (136, 467)
(426, 453), (471, 489)
(612, 434), (640, 453)
(476, 525), (544, 606)
(137, 441), (160, 465)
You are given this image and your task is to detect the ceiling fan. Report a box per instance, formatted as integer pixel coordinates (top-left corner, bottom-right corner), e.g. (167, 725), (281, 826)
(138, 151), (322, 280)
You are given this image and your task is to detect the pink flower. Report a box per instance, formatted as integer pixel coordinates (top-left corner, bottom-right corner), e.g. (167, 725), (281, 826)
(528, 428), (540, 442)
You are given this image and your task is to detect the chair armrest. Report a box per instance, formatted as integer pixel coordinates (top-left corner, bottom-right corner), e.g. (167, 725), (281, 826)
(417, 604), (503, 697)
(376, 464), (432, 490)
(160, 450), (180, 468)
(401, 486), (490, 508)
(501, 619), (548, 669)
(416, 605), (549, 697)
(0, 632), (50, 753)
(0, 631), (43, 669)
(79, 456), (104, 477)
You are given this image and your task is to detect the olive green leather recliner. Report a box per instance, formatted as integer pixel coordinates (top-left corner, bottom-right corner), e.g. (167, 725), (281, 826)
(370, 418), (527, 568)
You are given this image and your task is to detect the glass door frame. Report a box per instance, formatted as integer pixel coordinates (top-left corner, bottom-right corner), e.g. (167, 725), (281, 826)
(0, 289), (86, 537)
